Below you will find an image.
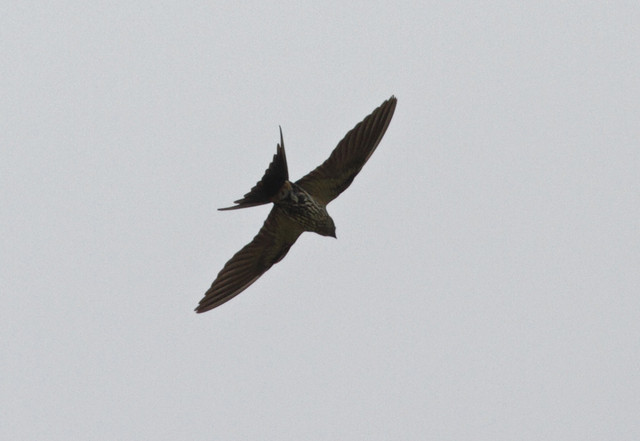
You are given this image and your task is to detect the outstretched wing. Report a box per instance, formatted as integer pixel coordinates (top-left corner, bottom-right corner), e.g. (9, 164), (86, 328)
(295, 96), (397, 205)
(196, 206), (303, 313)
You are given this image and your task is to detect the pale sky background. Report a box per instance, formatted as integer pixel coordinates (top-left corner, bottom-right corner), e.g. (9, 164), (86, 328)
(2, 1), (639, 440)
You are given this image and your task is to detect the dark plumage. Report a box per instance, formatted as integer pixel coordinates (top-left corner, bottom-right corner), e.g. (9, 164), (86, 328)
(196, 96), (397, 313)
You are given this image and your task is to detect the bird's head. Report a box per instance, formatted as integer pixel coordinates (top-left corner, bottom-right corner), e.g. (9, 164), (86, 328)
(317, 215), (336, 238)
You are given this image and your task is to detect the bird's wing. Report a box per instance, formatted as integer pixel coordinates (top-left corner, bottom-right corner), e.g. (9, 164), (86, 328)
(295, 96), (397, 205)
(196, 206), (303, 313)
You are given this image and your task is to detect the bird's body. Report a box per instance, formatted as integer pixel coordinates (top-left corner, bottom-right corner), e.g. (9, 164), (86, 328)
(273, 181), (336, 237)
(196, 96), (397, 313)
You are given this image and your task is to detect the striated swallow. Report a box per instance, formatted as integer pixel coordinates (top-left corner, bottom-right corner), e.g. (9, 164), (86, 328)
(196, 96), (397, 313)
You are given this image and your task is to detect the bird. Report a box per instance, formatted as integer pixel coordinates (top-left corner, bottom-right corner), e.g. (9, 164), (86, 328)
(196, 96), (397, 313)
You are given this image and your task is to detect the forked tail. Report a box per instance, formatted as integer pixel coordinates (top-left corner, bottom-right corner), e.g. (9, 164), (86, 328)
(219, 127), (289, 211)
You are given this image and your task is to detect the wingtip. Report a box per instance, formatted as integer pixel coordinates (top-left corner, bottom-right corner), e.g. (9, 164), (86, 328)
(387, 95), (398, 108)
(386, 95), (398, 110)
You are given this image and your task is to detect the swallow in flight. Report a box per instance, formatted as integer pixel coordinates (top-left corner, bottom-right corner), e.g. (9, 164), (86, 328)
(196, 96), (397, 313)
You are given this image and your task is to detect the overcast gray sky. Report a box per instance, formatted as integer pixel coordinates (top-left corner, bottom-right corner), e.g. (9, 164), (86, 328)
(2, 1), (639, 439)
